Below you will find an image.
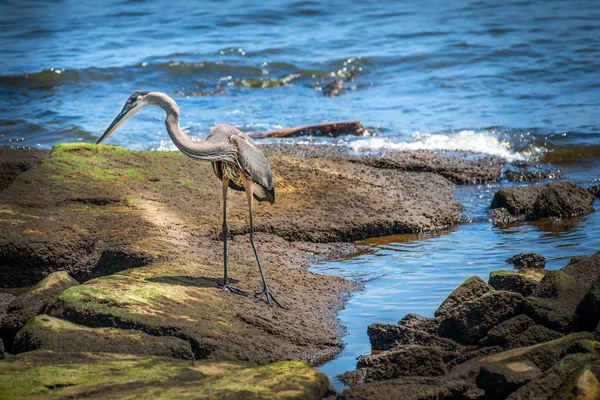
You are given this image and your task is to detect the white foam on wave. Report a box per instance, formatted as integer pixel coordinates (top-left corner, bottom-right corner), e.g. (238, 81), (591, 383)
(349, 130), (539, 162)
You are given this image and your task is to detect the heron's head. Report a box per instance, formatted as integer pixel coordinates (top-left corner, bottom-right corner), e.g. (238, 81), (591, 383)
(96, 91), (152, 144)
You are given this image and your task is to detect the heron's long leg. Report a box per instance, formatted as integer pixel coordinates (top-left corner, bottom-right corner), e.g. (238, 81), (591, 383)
(218, 178), (247, 296)
(244, 179), (287, 309)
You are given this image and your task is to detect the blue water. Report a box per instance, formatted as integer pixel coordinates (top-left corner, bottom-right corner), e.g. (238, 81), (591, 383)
(1, 0), (600, 151)
(2, 0), (600, 391)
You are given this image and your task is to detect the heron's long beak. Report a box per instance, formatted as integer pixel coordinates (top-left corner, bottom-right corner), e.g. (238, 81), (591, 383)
(96, 104), (142, 144)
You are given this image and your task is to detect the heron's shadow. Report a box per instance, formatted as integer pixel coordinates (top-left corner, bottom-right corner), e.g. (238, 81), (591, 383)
(146, 276), (239, 288)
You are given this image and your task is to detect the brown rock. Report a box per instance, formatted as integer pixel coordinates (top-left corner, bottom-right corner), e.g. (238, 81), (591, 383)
(477, 314), (535, 348)
(476, 360), (542, 399)
(438, 291), (524, 345)
(531, 181), (595, 219)
(505, 252), (546, 270)
(490, 185), (545, 216)
(488, 270), (541, 296)
(507, 325), (563, 348)
(563, 251), (600, 289)
(434, 276), (492, 318)
(356, 346), (447, 382)
(367, 323), (462, 353)
(575, 275), (600, 331)
(0, 271), (78, 352)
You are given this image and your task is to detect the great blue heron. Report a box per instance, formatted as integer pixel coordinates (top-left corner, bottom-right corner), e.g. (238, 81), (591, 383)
(97, 91), (285, 308)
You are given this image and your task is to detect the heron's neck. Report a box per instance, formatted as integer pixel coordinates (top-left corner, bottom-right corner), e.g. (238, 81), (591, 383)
(149, 92), (234, 162)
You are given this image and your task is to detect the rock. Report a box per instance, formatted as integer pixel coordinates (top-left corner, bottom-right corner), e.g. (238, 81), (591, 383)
(438, 291), (524, 345)
(338, 368), (368, 387)
(533, 270), (582, 299)
(0, 147), (48, 192)
(505, 169), (560, 182)
(447, 346), (503, 370)
(476, 359), (542, 399)
(13, 315), (194, 359)
(0, 350), (330, 399)
(450, 332), (597, 398)
(0, 338), (4, 359)
(0, 293), (15, 320)
(0, 272), (78, 352)
(508, 353), (600, 399)
(477, 315), (535, 348)
(588, 184), (600, 198)
(356, 346), (447, 382)
(507, 325), (563, 348)
(434, 276), (492, 318)
(576, 275), (600, 331)
(490, 207), (517, 225)
(531, 181), (595, 219)
(367, 323), (462, 353)
(339, 376), (470, 400)
(522, 271), (586, 332)
(563, 251), (600, 289)
(490, 181), (595, 221)
(490, 185), (545, 216)
(1, 143), (463, 288)
(488, 270), (542, 296)
(505, 252), (546, 270)
(398, 313), (439, 334)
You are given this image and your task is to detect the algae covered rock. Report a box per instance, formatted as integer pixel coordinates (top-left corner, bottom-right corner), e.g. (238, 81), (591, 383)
(434, 276), (492, 318)
(13, 315), (193, 359)
(0, 271), (78, 351)
(0, 350), (330, 399)
(488, 270), (542, 296)
(476, 359), (542, 400)
(438, 290), (524, 345)
(563, 250), (600, 289)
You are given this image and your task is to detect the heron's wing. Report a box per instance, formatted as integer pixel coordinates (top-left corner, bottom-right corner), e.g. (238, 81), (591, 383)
(230, 134), (275, 203)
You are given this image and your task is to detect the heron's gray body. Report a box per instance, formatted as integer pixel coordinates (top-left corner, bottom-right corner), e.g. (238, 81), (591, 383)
(97, 91), (284, 308)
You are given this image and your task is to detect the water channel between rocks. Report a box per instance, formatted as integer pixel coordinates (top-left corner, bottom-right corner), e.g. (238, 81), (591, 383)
(311, 184), (600, 391)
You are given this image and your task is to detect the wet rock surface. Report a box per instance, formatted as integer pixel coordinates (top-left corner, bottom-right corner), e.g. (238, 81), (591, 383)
(490, 181), (595, 222)
(506, 252), (546, 270)
(341, 252), (600, 400)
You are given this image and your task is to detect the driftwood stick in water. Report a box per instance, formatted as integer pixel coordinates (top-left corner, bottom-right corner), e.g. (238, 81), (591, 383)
(248, 121), (371, 139)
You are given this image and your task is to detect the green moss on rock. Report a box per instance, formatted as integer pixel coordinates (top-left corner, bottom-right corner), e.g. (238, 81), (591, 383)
(0, 350), (329, 399)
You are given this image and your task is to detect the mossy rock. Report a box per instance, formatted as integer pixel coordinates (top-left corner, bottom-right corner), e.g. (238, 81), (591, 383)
(13, 315), (193, 359)
(434, 276), (492, 318)
(534, 270), (577, 299)
(0, 350), (330, 399)
(489, 270), (542, 296)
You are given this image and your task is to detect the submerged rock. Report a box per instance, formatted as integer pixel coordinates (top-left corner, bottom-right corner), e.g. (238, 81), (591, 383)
(588, 184), (600, 198)
(505, 252), (546, 270)
(13, 315), (194, 359)
(0, 350), (330, 399)
(0, 272), (78, 352)
(434, 276), (492, 318)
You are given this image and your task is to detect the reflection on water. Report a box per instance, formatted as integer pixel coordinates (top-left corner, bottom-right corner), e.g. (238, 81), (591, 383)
(313, 198), (600, 391)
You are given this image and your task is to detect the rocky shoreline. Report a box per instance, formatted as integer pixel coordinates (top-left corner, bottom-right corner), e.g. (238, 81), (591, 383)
(0, 143), (597, 398)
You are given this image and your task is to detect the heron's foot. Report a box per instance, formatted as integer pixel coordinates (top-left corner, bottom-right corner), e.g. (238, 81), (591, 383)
(217, 280), (248, 296)
(255, 286), (287, 309)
